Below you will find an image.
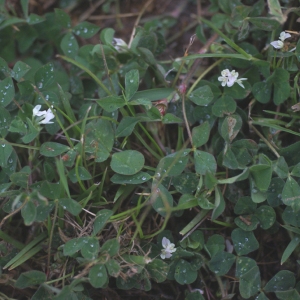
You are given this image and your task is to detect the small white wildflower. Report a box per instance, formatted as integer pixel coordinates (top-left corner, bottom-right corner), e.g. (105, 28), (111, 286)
(112, 38), (128, 52)
(160, 237), (176, 259)
(218, 69), (236, 87)
(32, 105), (46, 117)
(218, 69), (247, 89)
(270, 31), (291, 49)
(33, 105), (55, 124)
(39, 108), (55, 124)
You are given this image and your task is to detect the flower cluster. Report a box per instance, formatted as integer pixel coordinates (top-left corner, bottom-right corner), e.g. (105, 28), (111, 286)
(218, 69), (247, 88)
(270, 31), (291, 49)
(33, 105), (55, 125)
(160, 237), (176, 259)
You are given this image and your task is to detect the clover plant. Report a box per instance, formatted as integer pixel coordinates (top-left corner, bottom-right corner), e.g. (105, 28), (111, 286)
(1, 0), (300, 299)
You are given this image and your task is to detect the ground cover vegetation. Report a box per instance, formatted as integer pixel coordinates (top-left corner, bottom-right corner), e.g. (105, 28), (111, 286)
(1, 0), (300, 299)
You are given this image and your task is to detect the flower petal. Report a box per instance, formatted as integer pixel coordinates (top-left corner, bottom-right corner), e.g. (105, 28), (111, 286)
(270, 40), (283, 49)
(279, 31), (291, 41)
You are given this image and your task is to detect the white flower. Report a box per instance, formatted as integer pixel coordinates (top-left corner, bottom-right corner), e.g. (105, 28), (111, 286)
(270, 31), (291, 49)
(33, 105), (55, 124)
(39, 108), (55, 124)
(112, 38), (128, 52)
(32, 105), (46, 117)
(160, 237), (176, 259)
(218, 69), (247, 89)
(218, 69), (236, 87)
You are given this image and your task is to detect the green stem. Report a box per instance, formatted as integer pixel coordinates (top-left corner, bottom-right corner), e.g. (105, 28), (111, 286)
(187, 58), (224, 97)
(57, 55), (112, 96)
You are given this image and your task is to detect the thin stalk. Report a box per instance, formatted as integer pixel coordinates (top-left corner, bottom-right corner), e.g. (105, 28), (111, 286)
(250, 124), (280, 158)
(47, 200), (58, 279)
(187, 58), (224, 97)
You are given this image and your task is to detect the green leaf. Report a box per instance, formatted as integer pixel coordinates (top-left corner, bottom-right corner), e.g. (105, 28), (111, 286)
(282, 177), (300, 210)
(156, 150), (190, 177)
(125, 69), (139, 100)
(105, 259), (120, 277)
(204, 234), (225, 258)
(192, 121), (210, 148)
(61, 33), (79, 59)
(115, 116), (139, 137)
(235, 257), (257, 278)
(0, 140), (13, 167)
(267, 177), (284, 207)
(0, 108), (10, 138)
(100, 238), (120, 256)
(131, 88), (175, 101)
(162, 113), (183, 124)
(231, 139), (258, 168)
(0, 77), (15, 107)
(12, 61), (31, 81)
(111, 150), (144, 175)
(281, 236), (300, 265)
(220, 114), (242, 143)
(234, 196), (257, 215)
(255, 205), (276, 229)
(110, 172), (151, 184)
(194, 150), (217, 175)
(174, 259), (198, 284)
(250, 164), (272, 192)
(27, 14), (45, 25)
(85, 119), (114, 162)
(73, 21), (100, 38)
(212, 95), (236, 117)
(273, 156), (289, 179)
(40, 181), (62, 200)
(189, 85), (214, 106)
(252, 81), (272, 103)
(31, 285), (53, 300)
(234, 215), (259, 231)
(208, 251), (236, 276)
(211, 186), (225, 220)
(268, 0), (284, 22)
(147, 259), (169, 283)
(218, 168), (250, 184)
(81, 236), (100, 259)
(173, 173), (199, 194)
(151, 184), (173, 217)
(239, 266), (261, 298)
(63, 237), (87, 256)
(68, 166), (92, 183)
(224, 80), (251, 100)
(291, 162), (300, 177)
(231, 228), (259, 255)
(21, 200), (36, 225)
(100, 28), (114, 45)
(93, 209), (113, 235)
(272, 68), (290, 105)
(89, 264), (108, 288)
(40, 142), (70, 157)
(197, 195), (215, 210)
(264, 270), (295, 292)
(129, 98), (152, 110)
(247, 17), (280, 31)
(97, 96), (125, 112)
(15, 270), (46, 288)
(59, 198), (81, 216)
(54, 8), (71, 28)
(34, 63), (54, 90)
(21, 0), (29, 18)
(276, 290), (300, 300)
